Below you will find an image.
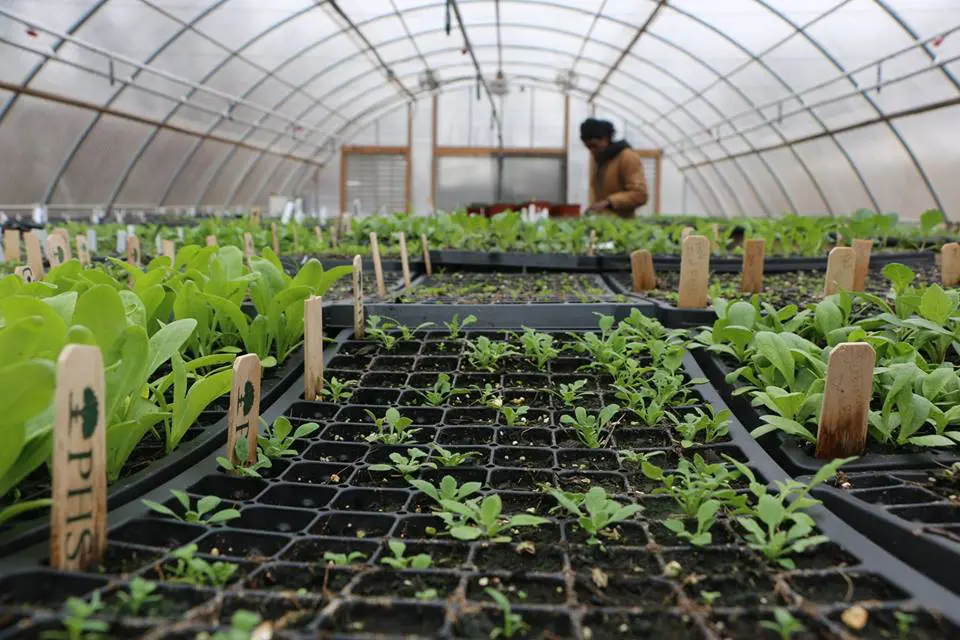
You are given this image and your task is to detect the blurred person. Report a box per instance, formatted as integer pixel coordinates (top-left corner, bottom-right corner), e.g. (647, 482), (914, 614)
(581, 118), (649, 218)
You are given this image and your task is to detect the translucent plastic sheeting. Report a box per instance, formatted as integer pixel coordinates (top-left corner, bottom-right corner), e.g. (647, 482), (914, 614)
(0, 0), (958, 217)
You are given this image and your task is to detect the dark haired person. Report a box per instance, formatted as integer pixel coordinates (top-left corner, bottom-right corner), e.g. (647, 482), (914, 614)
(580, 118), (649, 218)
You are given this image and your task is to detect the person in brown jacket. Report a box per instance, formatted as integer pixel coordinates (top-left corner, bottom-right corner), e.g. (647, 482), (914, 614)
(581, 118), (649, 218)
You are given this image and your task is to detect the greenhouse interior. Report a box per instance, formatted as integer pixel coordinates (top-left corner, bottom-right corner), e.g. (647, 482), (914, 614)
(2, 1), (960, 638)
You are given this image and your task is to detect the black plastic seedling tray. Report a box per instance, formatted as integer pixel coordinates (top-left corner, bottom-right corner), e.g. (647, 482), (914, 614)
(812, 469), (960, 597)
(428, 250), (600, 273)
(603, 273), (715, 328)
(0, 348), (306, 556)
(1, 327), (959, 638)
(695, 349), (960, 475)
(600, 250), (936, 273)
(392, 272), (621, 305)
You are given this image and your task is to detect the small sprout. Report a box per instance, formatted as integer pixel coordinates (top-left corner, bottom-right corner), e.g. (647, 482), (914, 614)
(143, 490), (240, 525)
(364, 408), (420, 445)
(699, 590), (721, 606)
(41, 592), (107, 640)
(323, 551), (367, 567)
(368, 448), (435, 477)
(257, 416), (319, 459)
(115, 577), (162, 617)
(429, 443), (481, 467)
(445, 313), (477, 339)
(380, 540), (433, 570)
(166, 544), (238, 588)
(322, 376), (357, 402)
(485, 588), (530, 639)
(415, 588), (439, 600)
(759, 608), (806, 640)
(501, 405), (529, 427)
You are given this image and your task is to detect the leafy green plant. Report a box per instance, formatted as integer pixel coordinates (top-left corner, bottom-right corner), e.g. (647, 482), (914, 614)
(727, 456), (854, 569)
(466, 336), (518, 371)
(257, 416), (319, 458)
(217, 436), (272, 478)
(759, 608), (806, 640)
(428, 444), (481, 467)
(437, 493), (549, 542)
(365, 316), (400, 350)
(199, 610), (263, 640)
(165, 544), (238, 587)
(368, 448), (436, 477)
(641, 454), (745, 518)
(549, 486), (641, 545)
(142, 490), (240, 525)
(114, 578), (162, 617)
(485, 588), (529, 639)
(518, 327), (560, 370)
(444, 313), (477, 339)
(364, 408), (420, 444)
(323, 551), (367, 566)
(671, 407), (731, 448)
(380, 540), (432, 569)
(322, 376), (357, 402)
(553, 379), (593, 407)
(409, 474), (482, 507)
(894, 611), (916, 640)
(416, 373), (466, 407)
(397, 321), (435, 341)
(560, 404), (619, 448)
(501, 404), (529, 427)
(40, 592), (108, 640)
(662, 500), (720, 547)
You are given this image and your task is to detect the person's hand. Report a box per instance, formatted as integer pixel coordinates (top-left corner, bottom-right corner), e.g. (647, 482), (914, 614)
(588, 200), (611, 212)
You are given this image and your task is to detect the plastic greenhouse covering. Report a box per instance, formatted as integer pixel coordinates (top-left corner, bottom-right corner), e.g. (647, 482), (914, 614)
(0, 0), (959, 219)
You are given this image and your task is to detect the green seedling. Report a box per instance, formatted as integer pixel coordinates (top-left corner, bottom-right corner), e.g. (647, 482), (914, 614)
(438, 494), (549, 542)
(617, 450), (666, 468)
(444, 313), (477, 338)
(416, 588), (439, 600)
(217, 437), (272, 478)
(663, 499), (720, 547)
(397, 321), (435, 341)
(553, 379), (593, 407)
(466, 336), (518, 371)
(416, 373), (466, 407)
(518, 327), (560, 370)
(485, 588), (529, 639)
(41, 592), (108, 640)
(642, 455), (746, 518)
(142, 490), (240, 525)
(166, 544), (238, 588)
(321, 376), (357, 402)
(380, 540), (432, 569)
(115, 577), (162, 617)
(365, 316), (400, 350)
(368, 448), (436, 477)
(364, 408), (420, 444)
(549, 486), (641, 544)
(727, 456), (854, 569)
(501, 405), (529, 427)
(560, 404), (620, 448)
(257, 416), (319, 458)
(323, 551), (367, 566)
(428, 444), (481, 467)
(671, 407), (731, 448)
(409, 475), (482, 507)
(700, 590), (721, 606)
(759, 608), (806, 640)
(199, 610), (263, 640)
(894, 611), (916, 640)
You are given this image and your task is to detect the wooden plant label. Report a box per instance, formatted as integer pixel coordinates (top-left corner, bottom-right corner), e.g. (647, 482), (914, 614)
(126, 234), (141, 268)
(398, 232), (411, 288)
(740, 238), (765, 294)
(292, 225), (299, 251)
(46, 233), (71, 267)
(680, 226), (694, 242)
(250, 207), (261, 228)
(162, 240), (176, 261)
(586, 229), (597, 257)
(336, 209), (347, 238)
(852, 239), (872, 292)
(314, 226), (322, 244)
(75, 235), (90, 266)
(24, 231), (45, 278)
(353, 255), (364, 338)
(630, 249), (656, 292)
(304, 296), (324, 401)
(53, 227), (70, 243)
(709, 223), (721, 251)
(421, 233), (433, 276)
(4, 229), (20, 263)
(330, 224), (339, 248)
(226, 354), (261, 466)
(271, 223), (280, 255)
(51, 345), (107, 571)
(206, 235), (217, 247)
(243, 232), (255, 259)
(816, 342), (876, 459)
(15, 266), (35, 283)
(824, 246), (856, 296)
(678, 235), (710, 309)
(942, 242), (960, 287)
(369, 232), (386, 296)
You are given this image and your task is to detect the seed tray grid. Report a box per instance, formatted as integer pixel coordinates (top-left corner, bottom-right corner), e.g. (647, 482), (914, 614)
(1, 329), (959, 639)
(395, 273), (621, 305)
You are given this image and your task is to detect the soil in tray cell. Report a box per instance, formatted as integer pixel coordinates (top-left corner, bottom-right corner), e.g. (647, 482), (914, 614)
(454, 607), (574, 639)
(582, 610), (706, 640)
(351, 569), (461, 601)
(398, 271), (618, 304)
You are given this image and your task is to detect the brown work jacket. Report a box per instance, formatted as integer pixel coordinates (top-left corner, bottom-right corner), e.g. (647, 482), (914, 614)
(589, 143), (650, 218)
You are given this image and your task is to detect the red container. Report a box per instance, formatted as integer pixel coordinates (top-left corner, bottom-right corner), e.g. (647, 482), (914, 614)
(548, 203), (582, 218)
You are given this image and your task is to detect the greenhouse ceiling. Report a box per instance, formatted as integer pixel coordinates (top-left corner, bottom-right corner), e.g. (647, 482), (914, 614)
(0, 0), (958, 217)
